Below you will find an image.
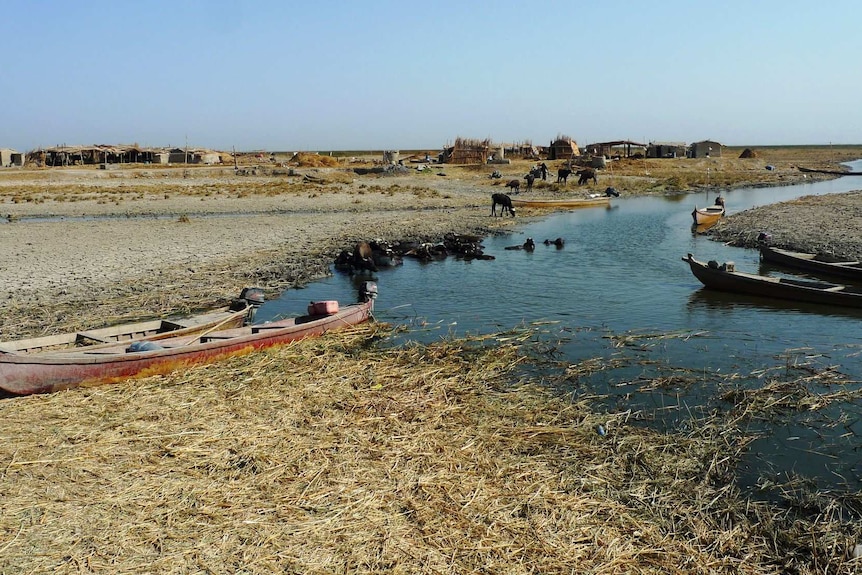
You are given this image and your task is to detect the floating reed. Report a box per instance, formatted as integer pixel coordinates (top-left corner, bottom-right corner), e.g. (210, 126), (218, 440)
(0, 324), (860, 573)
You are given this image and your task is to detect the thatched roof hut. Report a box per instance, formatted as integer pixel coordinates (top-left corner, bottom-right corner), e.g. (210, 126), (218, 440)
(739, 148), (758, 159)
(442, 138), (491, 164)
(548, 135), (580, 160)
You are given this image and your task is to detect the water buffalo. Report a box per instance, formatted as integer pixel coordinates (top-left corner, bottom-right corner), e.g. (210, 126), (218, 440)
(576, 168), (598, 185)
(504, 237), (535, 251)
(491, 193), (516, 217)
(339, 241), (376, 273)
(524, 172), (535, 192)
(557, 168), (573, 184)
(505, 179), (520, 194)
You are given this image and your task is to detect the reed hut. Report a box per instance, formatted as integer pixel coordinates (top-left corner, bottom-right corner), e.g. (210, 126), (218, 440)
(689, 140), (722, 158)
(548, 135), (580, 160)
(35, 145), (155, 166)
(647, 142), (687, 159)
(503, 141), (539, 160)
(585, 140), (646, 159)
(442, 138), (490, 164)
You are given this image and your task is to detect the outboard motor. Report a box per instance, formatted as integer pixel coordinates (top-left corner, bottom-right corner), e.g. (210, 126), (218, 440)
(231, 286), (266, 324)
(359, 281), (378, 303)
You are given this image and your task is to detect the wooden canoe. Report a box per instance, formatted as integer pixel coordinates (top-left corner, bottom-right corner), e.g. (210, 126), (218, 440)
(0, 285), (376, 396)
(798, 167), (862, 176)
(511, 196), (611, 209)
(682, 253), (862, 308)
(691, 204), (725, 225)
(760, 245), (862, 281)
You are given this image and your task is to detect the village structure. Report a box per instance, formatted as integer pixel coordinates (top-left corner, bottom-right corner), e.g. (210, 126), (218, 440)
(0, 148), (24, 167)
(437, 136), (722, 165)
(0, 145), (227, 168)
(0, 138), (723, 169)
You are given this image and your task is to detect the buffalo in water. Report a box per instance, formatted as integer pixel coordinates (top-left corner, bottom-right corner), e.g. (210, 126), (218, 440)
(334, 241), (378, 274)
(505, 237), (535, 251)
(336, 234), (494, 271)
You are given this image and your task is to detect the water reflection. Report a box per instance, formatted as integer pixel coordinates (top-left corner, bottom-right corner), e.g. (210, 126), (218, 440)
(686, 286), (862, 319)
(691, 221), (720, 235)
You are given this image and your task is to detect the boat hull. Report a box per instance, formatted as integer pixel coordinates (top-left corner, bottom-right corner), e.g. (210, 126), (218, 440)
(511, 197), (611, 209)
(0, 300), (373, 396)
(682, 254), (862, 308)
(760, 245), (862, 281)
(691, 206), (725, 225)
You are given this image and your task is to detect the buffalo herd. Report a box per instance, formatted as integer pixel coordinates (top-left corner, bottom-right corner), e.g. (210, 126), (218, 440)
(333, 162), (613, 275)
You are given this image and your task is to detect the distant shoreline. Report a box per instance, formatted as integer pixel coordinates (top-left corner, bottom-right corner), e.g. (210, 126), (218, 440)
(1, 148), (860, 340)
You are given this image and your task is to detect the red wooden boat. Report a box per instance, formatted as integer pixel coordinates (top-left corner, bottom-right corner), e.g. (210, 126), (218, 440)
(0, 283), (377, 396)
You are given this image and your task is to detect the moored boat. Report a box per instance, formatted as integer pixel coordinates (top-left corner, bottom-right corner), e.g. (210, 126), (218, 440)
(760, 245), (862, 280)
(691, 196), (725, 225)
(0, 283), (377, 396)
(798, 166), (862, 176)
(682, 253), (862, 308)
(511, 196), (611, 209)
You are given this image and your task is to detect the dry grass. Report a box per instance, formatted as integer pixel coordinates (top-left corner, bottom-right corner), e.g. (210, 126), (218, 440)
(2, 145), (858, 205)
(1, 324), (860, 574)
(472, 145), (862, 196)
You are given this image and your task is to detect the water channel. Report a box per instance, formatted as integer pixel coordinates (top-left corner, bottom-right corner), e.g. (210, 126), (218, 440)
(260, 161), (862, 499)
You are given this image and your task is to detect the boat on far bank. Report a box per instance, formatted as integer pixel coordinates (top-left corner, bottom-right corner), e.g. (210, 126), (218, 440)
(682, 253), (862, 308)
(511, 196), (611, 210)
(760, 245), (862, 281)
(691, 196), (725, 225)
(798, 166), (862, 176)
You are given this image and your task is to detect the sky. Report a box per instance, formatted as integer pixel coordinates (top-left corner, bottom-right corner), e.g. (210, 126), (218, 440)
(2, 0), (860, 152)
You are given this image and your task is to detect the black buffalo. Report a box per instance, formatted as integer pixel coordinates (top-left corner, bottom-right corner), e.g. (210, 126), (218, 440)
(491, 193), (516, 217)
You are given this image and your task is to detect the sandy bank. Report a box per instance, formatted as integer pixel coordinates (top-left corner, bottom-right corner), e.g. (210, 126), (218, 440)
(1, 152), (860, 340)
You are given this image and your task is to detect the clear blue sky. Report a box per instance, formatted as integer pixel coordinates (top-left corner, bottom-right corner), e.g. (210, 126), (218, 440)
(2, 0), (859, 152)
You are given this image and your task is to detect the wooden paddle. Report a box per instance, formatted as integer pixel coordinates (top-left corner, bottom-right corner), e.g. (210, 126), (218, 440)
(181, 305), (251, 346)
